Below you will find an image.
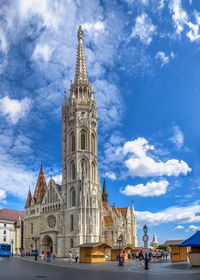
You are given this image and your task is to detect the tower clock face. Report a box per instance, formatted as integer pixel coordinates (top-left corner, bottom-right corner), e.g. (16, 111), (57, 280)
(48, 215), (56, 228)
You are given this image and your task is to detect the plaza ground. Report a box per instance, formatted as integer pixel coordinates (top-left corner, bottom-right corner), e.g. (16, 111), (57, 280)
(0, 256), (199, 280)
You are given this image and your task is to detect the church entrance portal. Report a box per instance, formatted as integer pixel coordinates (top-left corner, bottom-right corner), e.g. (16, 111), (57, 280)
(42, 235), (53, 253)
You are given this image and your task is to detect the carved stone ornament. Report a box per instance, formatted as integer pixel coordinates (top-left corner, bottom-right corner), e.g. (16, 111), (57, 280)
(48, 215), (56, 228)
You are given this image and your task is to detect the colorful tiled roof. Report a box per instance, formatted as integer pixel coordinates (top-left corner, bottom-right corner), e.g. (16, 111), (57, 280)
(33, 167), (47, 204)
(104, 215), (114, 226)
(111, 206), (120, 217)
(25, 190), (32, 208)
(0, 208), (25, 226)
(117, 207), (128, 218)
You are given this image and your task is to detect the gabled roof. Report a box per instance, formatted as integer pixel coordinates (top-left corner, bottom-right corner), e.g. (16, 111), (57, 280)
(102, 202), (110, 213)
(180, 231), (200, 247)
(163, 240), (185, 246)
(0, 209), (25, 226)
(79, 242), (112, 248)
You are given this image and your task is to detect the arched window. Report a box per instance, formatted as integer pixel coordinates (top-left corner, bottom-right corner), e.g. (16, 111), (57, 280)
(71, 132), (75, 152)
(91, 133), (96, 155)
(70, 215), (74, 231)
(92, 162), (96, 182)
(80, 130), (86, 150)
(70, 239), (74, 248)
(71, 161), (76, 180)
(81, 159), (87, 177)
(70, 187), (75, 207)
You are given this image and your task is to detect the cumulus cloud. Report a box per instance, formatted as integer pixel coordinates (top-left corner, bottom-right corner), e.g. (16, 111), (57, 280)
(123, 137), (191, 177)
(120, 180), (169, 197)
(169, 125), (184, 149)
(136, 202), (200, 226)
(175, 225), (184, 229)
(0, 96), (31, 124)
(131, 13), (157, 45)
(155, 51), (175, 67)
(82, 21), (105, 32)
(32, 44), (53, 62)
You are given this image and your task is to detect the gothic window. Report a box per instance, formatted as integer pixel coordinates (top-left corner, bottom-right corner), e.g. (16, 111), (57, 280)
(70, 239), (74, 248)
(91, 133), (96, 155)
(70, 215), (74, 231)
(71, 161), (76, 180)
(71, 132), (75, 152)
(91, 162), (96, 182)
(70, 187), (75, 207)
(80, 130), (86, 150)
(81, 159), (87, 177)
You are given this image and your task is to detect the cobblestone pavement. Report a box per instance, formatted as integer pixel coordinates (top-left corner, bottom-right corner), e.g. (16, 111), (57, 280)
(0, 256), (199, 280)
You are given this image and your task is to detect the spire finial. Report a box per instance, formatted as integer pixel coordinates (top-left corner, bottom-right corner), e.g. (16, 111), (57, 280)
(78, 25), (83, 41)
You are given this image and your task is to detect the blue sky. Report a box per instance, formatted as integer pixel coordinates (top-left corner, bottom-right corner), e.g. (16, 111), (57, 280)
(0, 0), (200, 245)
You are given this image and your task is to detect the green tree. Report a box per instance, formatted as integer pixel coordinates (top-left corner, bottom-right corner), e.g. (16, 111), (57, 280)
(157, 245), (170, 252)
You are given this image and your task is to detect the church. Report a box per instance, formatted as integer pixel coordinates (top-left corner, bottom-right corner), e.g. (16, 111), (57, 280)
(23, 26), (138, 257)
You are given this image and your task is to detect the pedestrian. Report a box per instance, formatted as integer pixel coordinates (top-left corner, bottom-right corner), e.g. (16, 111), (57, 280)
(46, 251), (51, 263)
(68, 251), (73, 264)
(75, 252), (79, 263)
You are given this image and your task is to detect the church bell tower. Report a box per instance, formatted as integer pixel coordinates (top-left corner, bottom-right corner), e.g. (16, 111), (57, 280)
(62, 26), (101, 249)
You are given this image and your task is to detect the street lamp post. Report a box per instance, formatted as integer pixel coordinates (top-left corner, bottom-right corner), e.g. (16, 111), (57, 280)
(142, 224), (149, 270)
(117, 235), (122, 266)
(32, 236), (40, 261)
(11, 239), (14, 256)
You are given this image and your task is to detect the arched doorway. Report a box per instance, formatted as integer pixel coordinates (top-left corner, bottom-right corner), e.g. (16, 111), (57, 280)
(42, 235), (53, 252)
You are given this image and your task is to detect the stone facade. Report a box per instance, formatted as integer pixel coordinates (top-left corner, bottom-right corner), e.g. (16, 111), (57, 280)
(23, 26), (138, 257)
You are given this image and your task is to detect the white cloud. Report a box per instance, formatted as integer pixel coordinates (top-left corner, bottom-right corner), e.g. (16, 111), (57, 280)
(175, 225), (184, 229)
(0, 189), (7, 204)
(170, 0), (188, 34)
(155, 51), (175, 67)
(136, 202), (200, 226)
(32, 44), (53, 62)
(82, 21), (105, 32)
(105, 171), (117, 181)
(131, 13), (157, 45)
(120, 180), (169, 197)
(0, 28), (8, 53)
(186, 225), (200, 232)
(123, 137), (191, 177)
(0, 96), (31, 124)
(169, 125), (184, 149)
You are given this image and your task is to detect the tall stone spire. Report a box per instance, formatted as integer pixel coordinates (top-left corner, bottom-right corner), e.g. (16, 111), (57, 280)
(33, 166), (47, 204)
(70, 26), (92, 103)
(102, 178), (108, 203)
(74, 26), (88, 84)
(150, 233), (159, 248)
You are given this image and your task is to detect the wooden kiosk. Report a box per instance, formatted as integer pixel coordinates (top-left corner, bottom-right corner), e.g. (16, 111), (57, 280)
(164, 240), (189, 262)
(79, 242), (112, 263)
(180, 231), (200, 266)
(111, 245), (130, 261)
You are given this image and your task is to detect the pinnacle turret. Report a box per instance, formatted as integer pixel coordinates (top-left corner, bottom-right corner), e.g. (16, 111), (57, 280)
(25, 189), (32, 208)
(102, 177), (108, 203)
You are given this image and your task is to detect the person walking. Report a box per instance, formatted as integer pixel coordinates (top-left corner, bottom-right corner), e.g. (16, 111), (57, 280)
(68, 251), (73, 264)
(46, 251), (51, 263)
(75, 252), (79, 263)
